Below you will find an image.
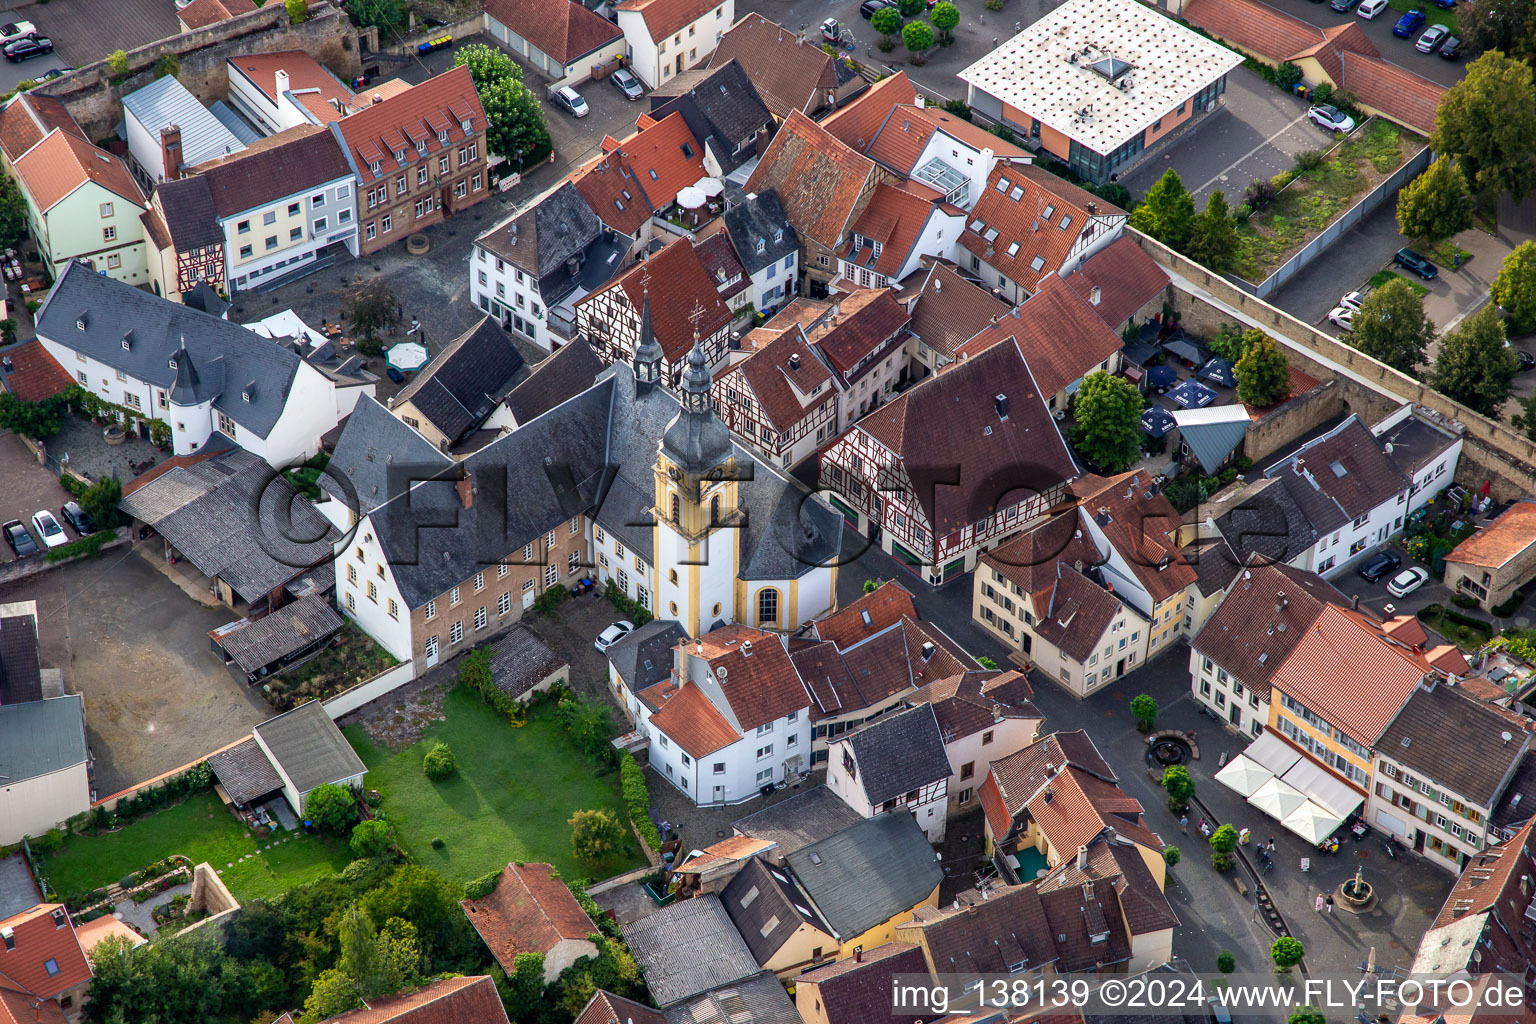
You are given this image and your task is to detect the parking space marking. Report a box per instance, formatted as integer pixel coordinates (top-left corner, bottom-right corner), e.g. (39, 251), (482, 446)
(1193, 111), (1313, 198)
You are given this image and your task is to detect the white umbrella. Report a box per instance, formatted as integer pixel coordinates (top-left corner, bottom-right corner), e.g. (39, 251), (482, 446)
(1215, 755), (1273, 799)
(386, 341), (429, 371)
(696, 177), (725, 197)
(676, 186), (707, 210)
(1248, 776), (1307, 821)
(1282, 801), (1344, 844)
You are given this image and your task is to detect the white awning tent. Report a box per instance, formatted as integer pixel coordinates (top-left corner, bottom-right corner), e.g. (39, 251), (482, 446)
(1242, 730), (1302, 775)
(1214, 755), (1271, 798)
(1248, 777), (1307, 820)
(1283, 802), (1342, 844)
(1217, 731), (1363, 843)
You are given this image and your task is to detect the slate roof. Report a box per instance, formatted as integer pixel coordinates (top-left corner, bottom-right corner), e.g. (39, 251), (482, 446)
(1191, 557), (1342, 699)
(1493, 752), (1536, 832)
(839, 704), (951, 805)
(606, 619), (688, 691)
(461, 863), (595, 972)
(712, 14), (839, 119)
(38, 262), (302, 438)
(476, 182), (604, 280)
(208, 736), (286, 805)
(119, 448), (339, 602)
(13, 129), (145, 214)
(393, 316), (529, 444)
(334, 66), (487, 188)
(953, 274), (1125, 397)
(904, 261), (1009, 362)
(649, 59), (773, 175)
(1264, 415), (1409, 536)
(322, 395), (452, 512)
(505, 339), (605, 425)
(187, 124), (353, 215)
(209, 595), (344, 673)
(0, 695), (86, 787)
(745, 110), (874, 251)
(122, 75), (246, 172)
(857, 338), (1077, 539)
(732, 786), (865, 859)
(785, 812), (942, 940)
(486, 626), (567, 699)
(0, 605), (42, 706)
(1378, 681), (1531, 807)
(663, 973), (802, 1024)
(575, 991), (665, 1024)
(622, 895), (760, 1008)
(721, 857), (831, 965)
(1207, 476), (1320, 568)
(484, 0), (623, 64)
(1064, 235), (1170, 329)
(795, 942), (930, 1024)
(154, 176), (224, 252)
(722, 190), (798, 276)
(319, 975), (510, 1024)
(253, 699), (366, 795)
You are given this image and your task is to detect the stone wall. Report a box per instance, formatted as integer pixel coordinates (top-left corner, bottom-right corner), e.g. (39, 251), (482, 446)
(42, 2), (361, 142)
(182, 862), (241, 937)
(1243, 379), (1346, 464)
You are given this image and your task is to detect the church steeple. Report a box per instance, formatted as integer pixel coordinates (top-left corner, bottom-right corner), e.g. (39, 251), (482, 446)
(661, 333), (731, 477)
(633, 289), (663, 394)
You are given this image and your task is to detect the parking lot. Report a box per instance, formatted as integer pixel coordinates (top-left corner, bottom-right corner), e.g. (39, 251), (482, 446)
(0, 430), (78, 563)
(1258, 0), (1470, 90)
(0, 0), (177, 97)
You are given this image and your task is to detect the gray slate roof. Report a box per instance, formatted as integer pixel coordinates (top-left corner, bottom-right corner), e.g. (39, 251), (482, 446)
(37, 261), (302, 438)
(211, 595), (344, 673)
(721, 857), (830, 965)
(606, 619), (687, 692)
(663, 972), (801, 1024)
(322, 395), (453, 513)
(0, 694), (86, 786)
(477, 182), (603, 279)
(732, 786), (864, 859)
(1378, 681), (1529, 807)
(122, 75), (246, 172)
(840, 704), (951, 805)
(155, 176), (225, 252)
(785, 812), (942, 939)
(120, 448), (340, 603)
(722, 190), (798, 277)
(505, 337), (604, 426)
(1208, 476), (1320, 568)
(208, 736), (286, 805)
(1264, 415), (1409, 536)
(253, 698), (366, 796)
(487, 625), (567, 699)
(0, 604), (42, 706)
(650, 59), (773, 176)
(622, 894), (760, 1008)
(393, 316), (528, 443)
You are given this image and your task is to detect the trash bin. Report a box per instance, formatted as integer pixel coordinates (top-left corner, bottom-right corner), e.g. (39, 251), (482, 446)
(1293, 83), (1309, 100)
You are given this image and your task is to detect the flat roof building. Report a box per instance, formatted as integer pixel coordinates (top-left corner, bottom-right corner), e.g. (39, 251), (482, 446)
(958, 0), (1242, 183)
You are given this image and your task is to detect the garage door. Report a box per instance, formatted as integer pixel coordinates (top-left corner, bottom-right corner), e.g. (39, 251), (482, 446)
(1374, 808), (1405, 837)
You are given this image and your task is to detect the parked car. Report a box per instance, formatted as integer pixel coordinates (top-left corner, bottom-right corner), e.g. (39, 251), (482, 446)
(1357, 0), (1390, 16)
(2, 520), (37, 558)
(1439, 35), (1464, 59)
(0, 21), (35, 43)
(385, 365), (405, 384)
(553, 86), (589, 118)
(860, 0), (896, 17)
(1416, 24), (1450, 52)
(1394, 247), (1439, 279)
(30, 509), (66, 549)
(59, 501), (93, 536)
(1387, 566), (1431, 598)
(39, 66), (73, 80)
(1328, 306), (1355, 331)
(1358, 550), (1403, 583)
(1329, 0), (1359, 11)
(1338, 290), (1366, 312)
(594, 620), (636, 652)
(1308, 104), (1355, 133)
(3, 35), (52, 62)
(610, 67), (643, 100)
(1518, 349), (1536, 372)
(1393, 10), (1426, 36)
(1432, 0), (1455, 8)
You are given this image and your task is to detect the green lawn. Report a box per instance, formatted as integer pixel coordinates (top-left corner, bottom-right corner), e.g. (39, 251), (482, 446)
(41, 792), (350, 904)
(1386, 0), (1457, 32)
(345, 688), (643, 883)
(1368, 269), (1430, 296)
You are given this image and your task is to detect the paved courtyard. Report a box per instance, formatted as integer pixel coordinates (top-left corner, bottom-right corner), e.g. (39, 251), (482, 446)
(0, 430), (77, 564)
(0, 0), (177, 94)
(0, 547), (272, 796)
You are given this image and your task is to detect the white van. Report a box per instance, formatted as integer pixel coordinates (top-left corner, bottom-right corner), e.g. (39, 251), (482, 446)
(1358, 0), (1390, 19)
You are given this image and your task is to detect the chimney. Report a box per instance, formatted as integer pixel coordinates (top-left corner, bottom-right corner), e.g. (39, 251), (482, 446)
(789, 352), (800, 371)
(160, 124), (183, 182)
(372, 92), (384, 105)
(1043, 787), (1053, 804)
(854, 947), (863, 963)
(994, 394), (1009, 419)
(1, 926), (12, 951)
(1089, 285), (1101, 306)
(1077, 845), (1089, 870)
(456, 472), (475, 510)
(742, 640), (754, 656)
(274, 68), (290, 97)
(1276, 592), (1287, 614)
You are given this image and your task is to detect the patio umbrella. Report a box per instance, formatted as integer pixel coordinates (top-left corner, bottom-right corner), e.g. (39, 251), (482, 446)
(1167, 379), (1218, 409)
(1146, 365), (1177, 389)
(676, 186), (708, 210)
(1282, 801), (1345, 844)
(1215, 755), (1274, 798)
(1140, 407), (1175, 439)
(1198, 358), (1237, 388)
(386, 341), (429, 371)
(695, 177), (725, 197)
(1248, 776), (1307, 821)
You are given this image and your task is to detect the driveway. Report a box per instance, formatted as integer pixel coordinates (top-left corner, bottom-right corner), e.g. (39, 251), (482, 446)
(1258, 0), (1469, 90)
(0, 0), (177, 94)
(0, 547), (272, 796)
(1123, 69), (1329, 206)
(0, 430), (78, 564)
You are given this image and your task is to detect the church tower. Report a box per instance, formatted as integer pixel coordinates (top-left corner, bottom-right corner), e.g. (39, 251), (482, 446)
(653, 335), (741, 638)
(633, 291), (664, 394)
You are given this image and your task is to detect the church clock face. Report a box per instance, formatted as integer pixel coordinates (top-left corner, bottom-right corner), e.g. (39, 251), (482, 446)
(668, 467), (681, 481)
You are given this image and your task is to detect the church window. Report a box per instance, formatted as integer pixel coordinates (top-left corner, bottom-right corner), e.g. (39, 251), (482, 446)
(758, 588), (779, 626)
(711, 495), (721, 524)
(669, 569), (678, 585)
(671, 494), (681, 525)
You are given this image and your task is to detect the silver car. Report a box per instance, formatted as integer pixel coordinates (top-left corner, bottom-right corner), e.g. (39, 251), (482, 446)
(611, 67), (643, 101)
(554, 86), (589, 118)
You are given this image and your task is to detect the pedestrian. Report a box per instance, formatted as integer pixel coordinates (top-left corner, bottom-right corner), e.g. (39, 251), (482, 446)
(1267, 837), (1276, 853)
(1315, 893), (1325, 912)
(1180, 814), (1188, 834)
(992, 37), (998, 47)
(1014, 20), (1021, 32)
(1325, 894), (1335, 914)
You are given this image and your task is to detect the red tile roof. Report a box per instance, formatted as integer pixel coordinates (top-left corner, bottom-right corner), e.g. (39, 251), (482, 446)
(460, 863), (596, 973)
(1062, 235), (1169, 329)
(794, 616), (972, 721)
(957, 163), (1109, 295)
(615, 0), (722, 43)
(1244, 364), (1322, 418)
(1292, 21), (1379, 86)
(0, 905), (91, 1003)
(14, 130), (145, 213)
(904, 261), (1011, 361)
(954, 274), (1124, 397)
(335, 65), (486, 186)
(711, 13), (838, 119)
(1082, 470), (1198, 605)
(572, 111), (707, 236)
(229, 50), (355, 120)
(177, 0), (257, 30)
(644, 678), (742, 757)
(863, 112), (937, 177)
(745, 110), (875, 251)
(0, 978), (67, 1024)
(810, 288), (910, 378)
(821, 72), (917, 152)
(319, 975), (510, 1024)
(579, 236), (732, 362)
(485, 0), (623, 63)
(694, 230), (748, 300)
(1339, 51), (1446, 134)
(1027, 766), (1163, 855)
(2, 340), (74, 403)
(1179, 0), (1322, 65)
(574, 990), (666, 1024)
(0, 94), (81, 164)
(842, 183), (939, 278)
(720, 325), (833, 432)
(684, 624), (807, 731)
(1451, 502), (1536, 570)
(813, 580), (918, 646)
(981, 512), (1100, 602)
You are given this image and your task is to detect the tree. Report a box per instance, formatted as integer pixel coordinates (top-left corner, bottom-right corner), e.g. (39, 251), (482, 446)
(0, 393), (65, 441)
(422, 742), (457, 781)
(872, 6), (902, 47)
(1209, 824), (1238, 854)
(105, 50), (129, 77)
(500, 952), (547, 1009)
(1094, 181), (1132, 210)
(1130, 693), (1158, 732)
(285, 0), (309, 23)
(1128, 169), (1196, 251)
(0, 174), (28, 249)
(349, 819), (395, 860)
(902, 20), (934, 60)
(1458, 0), (1531, 56)
(1430, 304), (1517, 415)
(1072, 371), (1143, 472)
(1270, 936), (1306, 972)
(79, 476), (122, 531)
(1289, 1010), (1326, 1024)
(1351, 277), (1434, 374)
(570, 808), (624, 863)
(930, 1), (959, 42)
(452, 42), (522, 90)
(1163, 846), (1180, 867)
(154, 52), (180, 80)
(1217, 951), (1237, 974)
(556, 695), (614, 764)
(1493, 241), (1536, 334)
(344, 280), (401, 356)
(301, 968), (363, 1023)
(361, 865), (464, 952)
(1396, 157), (1474, 244)
(481, 76), (550, 165)
(1162, 764), (1195, 813)
(1186, 190), (1240, 272)
(1235, 331), (1290, 407)
(1514, 390), (1536, 441)
(897, 0), (925, 16)
(1431, 52), (1536, 201)
(85, 930), (283, 1024)
(1274, 62), (1302, 91)
(304, 783), (359, 833)
(345, 0), (406, 31)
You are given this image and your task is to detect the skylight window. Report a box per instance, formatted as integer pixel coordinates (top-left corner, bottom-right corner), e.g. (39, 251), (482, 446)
(995, 177), (1010, 192)
(1009, 186), (1023, 201)
(1061, 215), (1073, 230)
(1042, 204), (1056, 219)
(1030, 255), (1046, 271)
(1007, 242), (1020, 257)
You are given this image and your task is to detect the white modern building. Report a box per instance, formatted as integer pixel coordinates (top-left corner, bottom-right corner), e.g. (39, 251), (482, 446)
(121, 75), (249, 186)
(226, 50), (357, 134)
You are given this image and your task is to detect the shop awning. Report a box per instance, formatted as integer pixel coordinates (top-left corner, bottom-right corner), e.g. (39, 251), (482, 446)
(1218, 731), (1363, 844)
(1214, 754), (1272, 798)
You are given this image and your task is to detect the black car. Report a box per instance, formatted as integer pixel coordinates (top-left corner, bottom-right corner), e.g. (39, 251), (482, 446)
(1517, 349), (1536, 372)
(1439, 35), (1464, 59)
(59, 500), (93, 535)
(4, 35), (52, 62)
(860, 0), (896, 17)
(1329, 0), (1359, 10)
(1394, 247), (1439, 280)
(1357, 550), (1403, 583)
(3, 520), (38, 557)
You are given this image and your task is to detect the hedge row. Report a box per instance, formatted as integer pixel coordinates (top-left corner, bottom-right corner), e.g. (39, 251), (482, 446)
(620, 751), (661, 851)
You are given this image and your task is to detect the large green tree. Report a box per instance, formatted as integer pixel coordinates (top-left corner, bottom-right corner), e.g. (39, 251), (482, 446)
(871, 6), (902, 43)
(1071, 371), (1143, 472)
(1431, 52), (1536, 201)
(1128, 169), (1196, 250)
(343, 279), (400, 356)
(303, 782), (359, 834)
(79, 476), (122, 530)
(1235, 331), (1290, 407)
(452, 42), (522, 90)
(1492, 241), (1536, 334)
(345, 0), (405, 31)
(482, 76), (551, 164)
(1458, 0), (1532, 56)
(902, 19), (934, 58)
(1430, 304), (1517, 416)
(1186, 189), (1240, 272)
(1351, 277), (1435, 373)
(1396, 156), (1474, 243)
(930, 1), (959, 42)
(0, 174), (27, 250)
(299, 909), (423, 1023)
(85, 930), (286, 1024)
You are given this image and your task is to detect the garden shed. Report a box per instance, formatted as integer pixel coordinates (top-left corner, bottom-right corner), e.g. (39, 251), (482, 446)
(209, 700), (365, 820)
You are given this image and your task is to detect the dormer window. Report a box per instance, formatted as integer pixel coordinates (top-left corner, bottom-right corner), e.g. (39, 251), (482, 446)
(75, 315), (87, 331)
(460, 118), (472, 133)
(755, 238), (766, 255)
(772, 228), (783, 243)
(168, 356), (177, 369)
(437, 129), (448, 143)
(242, 383), (255, 402)
(416, 141), (428, 157)
(393, 149), (406, 163)
(368, 160), (381, 174)
(120, 332), (132, 350)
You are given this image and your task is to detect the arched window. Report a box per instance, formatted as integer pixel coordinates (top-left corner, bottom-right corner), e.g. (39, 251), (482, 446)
(670, 494), (681, 525)
(669, 569), (678, 585)
(712, 602), (722, 617)
(669, 601), (678, 615)
(758, 588), (779, 626)
(710, 495), (721, 524)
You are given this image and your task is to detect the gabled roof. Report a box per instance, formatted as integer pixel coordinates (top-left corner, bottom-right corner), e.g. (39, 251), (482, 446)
(837, 704), (952, 804)
(334, 65), (487, 186)
(392, 316), (528, 444)
(912, 670), (1040, 741)
(1081, 469), (1197, 604)
(13, 131), (144, 214)
(841, 183), (940, 279)
(644, 678), (743, 758)
(724, 325), (832, 433)
(1042, 834), (1180, 936)
(1415, 820), (1536, 979)
(732, 786), (864, 858)
(570, 113), (709, 237)
(686, 625), (807, 732)
(722, 189), (798, 276)
(860, 104), (1030, 177)
(1179, 0), (1328, 68)
(576, 990), (666, 1024)
(983, 730), (1118, 839)
(154, 176), (224, 252)
(622, 895), (760, 1008)
(1191, 558), (1342, 699)
(0, 904), (90, 1003)
(122, 75), (247, 172)
(484, 0), (623, 63)
(505, 337), (605, 425)
(1172, 405), (1252, 475)
(1338, 52), (1445, 135)
(578, 237), (731, 363)
(711, 13), (838, 119)
(461, 863), (595, 972)
(0, 340), (72, 404)
(821, 72), (917, 153)
(649, 59), (773, 175)
(0, 93), (81, 164)
(954, 275), (1124, 398)
(793, 616), (972, 722)
(0, 695), (85, 791)
(795, 942), (930, 1024)
(1379, 681), (1531, 807)
(1450, 501), (1536, 570)
(317, 975), (510, 1024)
(745, 110), (875, 251)
(957, 163), (1112, 295)
(189, 124), (353, 216)
(695, 232), (748, 299)
(177, 0), (257, 29)
(1029, 565), (1128, 663)
(228, 50), (355, 123)
(811, 581), (918, 646)
(857, 338), (1077, 539)
(721, 857), (832, 965)
(807, 289), (910, 381)
(1063, 235), (1169, 329)
(785, 812), (943, 939)
(1206, 475), (1320, 567)
(322, 395), (453, 512)
(0, 977), (67, 1024)
(605, 619), (688, 693)
(253, 699), (366, 795)
(615, 0), (722, 43)
(477, 183), (602, 278)
(981, 510), (1099, 601)
(903, 261), (1010, 362)
(1264, 415), (1409, 535)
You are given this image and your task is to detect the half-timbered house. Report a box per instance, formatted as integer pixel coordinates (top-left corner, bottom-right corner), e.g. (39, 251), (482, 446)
(827, 703), (952, 842)
(712, 325), (836, 468)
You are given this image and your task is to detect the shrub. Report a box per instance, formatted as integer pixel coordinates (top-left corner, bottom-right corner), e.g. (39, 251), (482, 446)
(977, 655), (998, 669)
(464, 869), (502, 901)
(989, 122), (1015, 144)
(285, 0), (308, 22)
(349, 820), (394, 859)
(569, 809), (623, 863)
(457, 648), (526, 725)
(304, 783), (360, 834)
(153, 53), (180, 80)
(985, 0), (1003, 10)
(45, 532), (110, 564)
(1492, 593), (1524, 617)
(942, 99), (972, 122)
(1451, 592), (1481, 609)
(1274, 62), (1302, 91)
(1271, 936), (1305, 971)
(106, 50), (129, 77)
(620, 751), (661, 850)
(1218, 951), (1236, 974)
(1244, 177), (1277, 211)
(431, 837), (445, 849)
(1294, 149), (1327, 173)
(532, 583), (570, 614)
(1211, 851), (1234, 872)
(422, 743), (457, 781)
(1310, 81), (1335, 107)
(1163, 846), (1181, 867)
(605, 581), (653, 626)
